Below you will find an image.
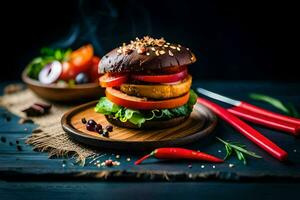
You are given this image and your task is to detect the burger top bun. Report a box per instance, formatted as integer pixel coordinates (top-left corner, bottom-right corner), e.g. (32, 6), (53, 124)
(98, 36), (196, 74)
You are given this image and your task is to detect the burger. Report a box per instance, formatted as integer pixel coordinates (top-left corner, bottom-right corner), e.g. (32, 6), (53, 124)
(95, 36), (198, 129)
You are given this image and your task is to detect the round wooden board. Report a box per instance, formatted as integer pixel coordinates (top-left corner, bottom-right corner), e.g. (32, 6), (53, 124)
(61, 101), (217, 150)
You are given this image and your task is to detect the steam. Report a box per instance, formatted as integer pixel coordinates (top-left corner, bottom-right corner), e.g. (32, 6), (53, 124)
(49, 0), (152, 55)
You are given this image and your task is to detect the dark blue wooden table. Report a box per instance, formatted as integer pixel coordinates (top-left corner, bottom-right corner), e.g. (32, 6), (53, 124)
(1, 81), (300, 199)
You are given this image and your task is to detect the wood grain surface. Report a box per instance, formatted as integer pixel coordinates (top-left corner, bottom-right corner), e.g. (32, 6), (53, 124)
(61, 101), (217, 149)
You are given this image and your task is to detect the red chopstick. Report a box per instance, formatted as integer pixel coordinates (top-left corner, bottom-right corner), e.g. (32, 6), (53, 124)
(238, 102), (300, 127)
(228, 106), (300, 136)
(197, 97), (288, 161)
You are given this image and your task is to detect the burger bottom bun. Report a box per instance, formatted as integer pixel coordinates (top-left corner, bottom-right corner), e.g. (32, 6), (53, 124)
(105, 115), (189, 129)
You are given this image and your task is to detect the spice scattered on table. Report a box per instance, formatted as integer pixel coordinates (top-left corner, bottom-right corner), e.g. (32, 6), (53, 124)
(116, 155), (120, 159)
(61, 160), (67, 168)
(135, 147), (223, 165)
(201, 165), (205, 168)
(9, 142), (13, 146)
(101, 159), (120, 167)
(188, 164), (192, 168)
(126, 158), (131, 162)
(293, 149), (297, 153)
(229, 163), (235, 168)
(212, 165), (216, 169)
(216, 137), (262, 165)
(22, 102), (52, 117)
(0, 136), (6, 143)
(105, 159), (113, 166)
(15, 140), (19, 144)
(16, 145), (22, 151)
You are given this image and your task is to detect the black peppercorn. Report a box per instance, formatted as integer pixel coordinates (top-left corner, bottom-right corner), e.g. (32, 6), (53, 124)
(102, 130), (109, 137)
(87, 119), (96, 126)
(106, 125), (113, 132)
(86, 123), (95, 131)
(81, 118), (87, 124)
(95, 124), (103, 134)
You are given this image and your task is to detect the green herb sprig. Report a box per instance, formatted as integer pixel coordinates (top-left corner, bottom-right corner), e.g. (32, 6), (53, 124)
(216, 137), (262, 165)
(26, 47), (72, 80)
(249, 93), (299, 118)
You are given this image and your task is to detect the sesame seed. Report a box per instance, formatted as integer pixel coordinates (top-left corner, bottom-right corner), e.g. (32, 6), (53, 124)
(155, 50), (160, 56)
(178, 44), (181, 47)
(170, 46), (176, 49)
(146, 52), (150, 56)
(166, 42), (170, 45)
(151, 47), (156, 51)
(186, 48), (190, 50)
(177, 47), (181, 51)
(168, 50), (174, 56)
(159, 50), (166, 55)
(164, 44), (169, 47)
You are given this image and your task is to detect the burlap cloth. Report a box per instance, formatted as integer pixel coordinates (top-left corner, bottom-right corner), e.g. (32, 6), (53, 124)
(0, 87), (98, 163)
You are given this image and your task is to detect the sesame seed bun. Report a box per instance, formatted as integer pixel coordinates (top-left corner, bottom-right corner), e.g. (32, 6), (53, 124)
(98, 36), (196, 74)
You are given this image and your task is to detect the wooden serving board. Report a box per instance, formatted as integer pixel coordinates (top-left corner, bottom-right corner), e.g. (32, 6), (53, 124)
(61, 101), (217, 150)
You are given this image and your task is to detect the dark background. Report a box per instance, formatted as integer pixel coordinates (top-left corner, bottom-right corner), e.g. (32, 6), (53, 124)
(1, 0), (299, 81)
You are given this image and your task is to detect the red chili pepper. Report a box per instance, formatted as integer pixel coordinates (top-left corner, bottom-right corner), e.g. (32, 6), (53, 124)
(134, 147), (223, 165)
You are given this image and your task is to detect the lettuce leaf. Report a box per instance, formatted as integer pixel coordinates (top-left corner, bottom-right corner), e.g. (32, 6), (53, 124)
(94, 90), (198, 127)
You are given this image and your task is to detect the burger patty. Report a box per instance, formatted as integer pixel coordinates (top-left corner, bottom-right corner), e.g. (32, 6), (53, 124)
(120, 75), (192, 99)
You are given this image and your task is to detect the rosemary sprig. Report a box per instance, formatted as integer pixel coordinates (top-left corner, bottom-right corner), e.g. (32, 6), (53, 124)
(216, 137), (262, 165)
(249, 93), (299, 118)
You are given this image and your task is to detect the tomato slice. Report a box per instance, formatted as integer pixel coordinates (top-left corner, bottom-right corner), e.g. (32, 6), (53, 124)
(69, 44), (94, 72)
(99, 73), (128, 87)
(59, 61), (77, 80)
(131, 67), (188, 83)
(106, 87), (189, 110)
(88, 56), (101, 82)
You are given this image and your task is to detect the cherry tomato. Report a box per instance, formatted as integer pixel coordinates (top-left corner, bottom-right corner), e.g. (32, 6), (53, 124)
(105, 87), (189, 110)
(88, 56), (101, 82)
(131, 68), (188, 83)
(99, 73), (128, 87)
(59, 61), (77, 80)
(69, 44), (94, 72)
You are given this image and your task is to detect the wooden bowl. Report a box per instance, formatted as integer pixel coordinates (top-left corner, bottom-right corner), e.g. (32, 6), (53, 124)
(22, 69), (104, 102)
